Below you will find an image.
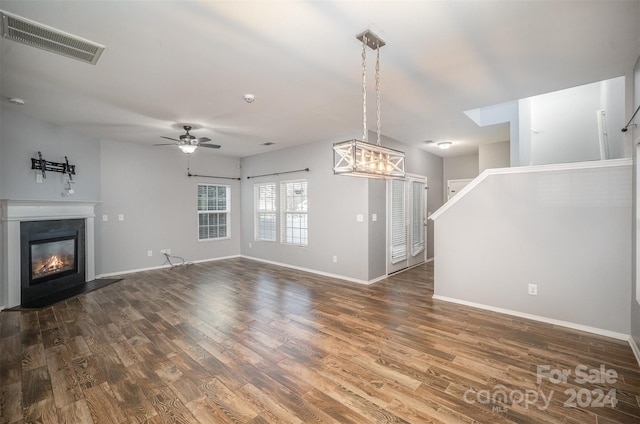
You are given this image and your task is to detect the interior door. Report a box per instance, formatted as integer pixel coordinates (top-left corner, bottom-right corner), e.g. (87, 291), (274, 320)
(447, 178), (473, 201)
(387, 176), (427, 274)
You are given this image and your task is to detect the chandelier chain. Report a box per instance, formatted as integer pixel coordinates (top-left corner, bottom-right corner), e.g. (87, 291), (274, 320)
(362, 35), (367, 142)
(376, 44), (381, 146)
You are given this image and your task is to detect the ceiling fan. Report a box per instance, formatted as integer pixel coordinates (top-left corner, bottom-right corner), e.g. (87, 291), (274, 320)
(155, 125), (220, 153)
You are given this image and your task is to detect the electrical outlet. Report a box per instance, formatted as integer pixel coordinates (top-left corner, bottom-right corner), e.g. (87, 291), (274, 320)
(371, 213), (377, 222)
(102, 214), (108, 222)
(166, 249), (171, 255)
(147, 250), (153, 257)
(332, 255), (338, 263)
(528, 284), (538, 296)
(118, 214), (124, 221)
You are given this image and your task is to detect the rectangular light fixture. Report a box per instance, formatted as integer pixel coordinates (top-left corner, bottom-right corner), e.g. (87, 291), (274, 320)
(333, 139), (405, 179)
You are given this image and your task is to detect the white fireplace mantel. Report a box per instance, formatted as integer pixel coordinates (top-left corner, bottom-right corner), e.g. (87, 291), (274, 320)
(1, 199), (97, 309)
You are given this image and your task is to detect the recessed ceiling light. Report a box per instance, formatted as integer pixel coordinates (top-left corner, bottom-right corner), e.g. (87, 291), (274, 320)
(8, 97), (25, 105)
(243, 94), (255, 103)
(437, 141), (452, 150)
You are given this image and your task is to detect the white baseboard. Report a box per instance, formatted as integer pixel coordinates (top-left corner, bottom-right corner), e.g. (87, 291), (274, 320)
(96, 255), (241, 279)
(240, 255), (375, 285)
(432, 295), (631, 341)
(630, 335), (640, 368)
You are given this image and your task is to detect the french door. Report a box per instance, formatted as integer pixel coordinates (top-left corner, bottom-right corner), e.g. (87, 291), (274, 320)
(387, 175), (427, 274)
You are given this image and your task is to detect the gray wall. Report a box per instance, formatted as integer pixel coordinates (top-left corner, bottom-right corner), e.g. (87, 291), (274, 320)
(368, 178), (387, 278)
(631, 51), (640, 358)
(0, 109), (241, 280)
(97, 139), (241, 275)
(479, 140), (510, 172)
(240, 136), (444, 282)
(443, 153), (479, 202)
(0, 107), (101, 201)
(433, 163), (632, 334)
(240, 139), (371, 281)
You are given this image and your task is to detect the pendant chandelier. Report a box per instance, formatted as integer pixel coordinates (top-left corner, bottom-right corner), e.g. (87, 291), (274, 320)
(333, 30), (405, 179)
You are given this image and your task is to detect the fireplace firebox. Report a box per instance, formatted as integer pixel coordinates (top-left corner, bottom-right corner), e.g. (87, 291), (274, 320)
(20, 219), (86, 305)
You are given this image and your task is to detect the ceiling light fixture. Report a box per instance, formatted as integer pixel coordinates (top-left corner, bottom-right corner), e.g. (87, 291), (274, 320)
(8, 97), (25, 105)
(178, 144), (197, 154)
(243, 94), (255, 103)
(437, 141), (452, 150)
(333, 30), (405, 179)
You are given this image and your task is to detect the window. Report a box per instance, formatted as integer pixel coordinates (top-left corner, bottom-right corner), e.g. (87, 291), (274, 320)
(197, 184), (230, 240)
(411, 180), (425, 256)
(390, 178), (406, 264)
(254, 183), (277, 242)
(281, 180), (308, 246)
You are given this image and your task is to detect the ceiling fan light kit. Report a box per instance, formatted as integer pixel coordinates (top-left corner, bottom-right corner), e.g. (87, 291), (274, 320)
(333, 29), (405, 179)
(155, 125), (220, 153)
(178, 144), (198, 154)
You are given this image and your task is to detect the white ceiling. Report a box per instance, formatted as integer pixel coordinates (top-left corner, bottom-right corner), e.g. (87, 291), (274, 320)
(1, 1), (639, 158)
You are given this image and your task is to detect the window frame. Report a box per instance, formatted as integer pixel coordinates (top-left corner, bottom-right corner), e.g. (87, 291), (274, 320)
(280, 179), (308, 247)
(197, 183), (231, 241)
(254, 182), (277, 242)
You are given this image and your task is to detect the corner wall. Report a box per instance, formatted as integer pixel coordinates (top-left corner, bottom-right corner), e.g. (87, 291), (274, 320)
(239, 136), (444, 282)
(432, 161), (632, 336)
(97, 139), (241, 276)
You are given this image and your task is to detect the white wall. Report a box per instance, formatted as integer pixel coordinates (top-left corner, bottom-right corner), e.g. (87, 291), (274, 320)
(523, 77), (626, 166)
(432, 161), (632, 335)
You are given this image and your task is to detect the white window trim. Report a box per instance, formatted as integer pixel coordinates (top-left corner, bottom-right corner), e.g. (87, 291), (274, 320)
(280, 179), (308, 247)
(254, 182), (277, 242)
(197, 183), (231, 241)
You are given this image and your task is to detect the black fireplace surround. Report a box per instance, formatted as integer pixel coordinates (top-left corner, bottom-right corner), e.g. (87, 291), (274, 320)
(20, 219), (86, 305)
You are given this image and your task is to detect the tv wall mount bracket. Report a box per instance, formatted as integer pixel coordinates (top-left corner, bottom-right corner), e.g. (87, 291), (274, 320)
(31, 151), (76, 180)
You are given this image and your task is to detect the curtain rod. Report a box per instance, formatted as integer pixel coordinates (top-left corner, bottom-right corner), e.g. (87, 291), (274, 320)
(187, 169), (241, 181)
(246, 168), (310, 179)
(621, 104), (640, 132)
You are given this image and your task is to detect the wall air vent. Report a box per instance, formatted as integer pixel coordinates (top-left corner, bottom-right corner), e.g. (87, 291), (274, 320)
(0, 11), (104, 65)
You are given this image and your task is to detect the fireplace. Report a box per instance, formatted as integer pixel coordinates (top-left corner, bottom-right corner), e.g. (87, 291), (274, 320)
(1, 200), (96, 309)
(31, 237), (77, 282)
(20, 219), (86, 305)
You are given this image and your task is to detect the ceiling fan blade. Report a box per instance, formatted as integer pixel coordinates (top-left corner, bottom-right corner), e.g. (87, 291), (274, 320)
(196, 137), (212, 143)
(154, 143), (177, 146)
(199, 143), (221, 149)
(161, 136), (181, 142)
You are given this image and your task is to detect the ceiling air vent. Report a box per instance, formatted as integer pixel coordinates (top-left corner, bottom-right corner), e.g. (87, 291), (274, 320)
(0, 11), (104, 65)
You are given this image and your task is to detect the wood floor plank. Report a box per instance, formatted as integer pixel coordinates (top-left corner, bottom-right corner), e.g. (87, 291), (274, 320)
(1, 258), (638, 423)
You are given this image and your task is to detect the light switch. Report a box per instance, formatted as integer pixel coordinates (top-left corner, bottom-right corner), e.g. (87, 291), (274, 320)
(356, 214), (364, 222)
(118, 214), (124, 221)
(372, 213), (377, 222)
(102, 214), (108, 222)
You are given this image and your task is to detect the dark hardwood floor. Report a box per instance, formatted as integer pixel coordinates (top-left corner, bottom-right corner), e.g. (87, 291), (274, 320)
(1, 257), (639, 423)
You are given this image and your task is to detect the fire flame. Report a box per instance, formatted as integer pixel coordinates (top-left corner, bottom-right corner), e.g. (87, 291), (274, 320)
(34, 255), (71, 277)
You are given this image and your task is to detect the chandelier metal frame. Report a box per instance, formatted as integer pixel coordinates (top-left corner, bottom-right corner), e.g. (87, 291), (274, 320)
(333, 29), (405, 179)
